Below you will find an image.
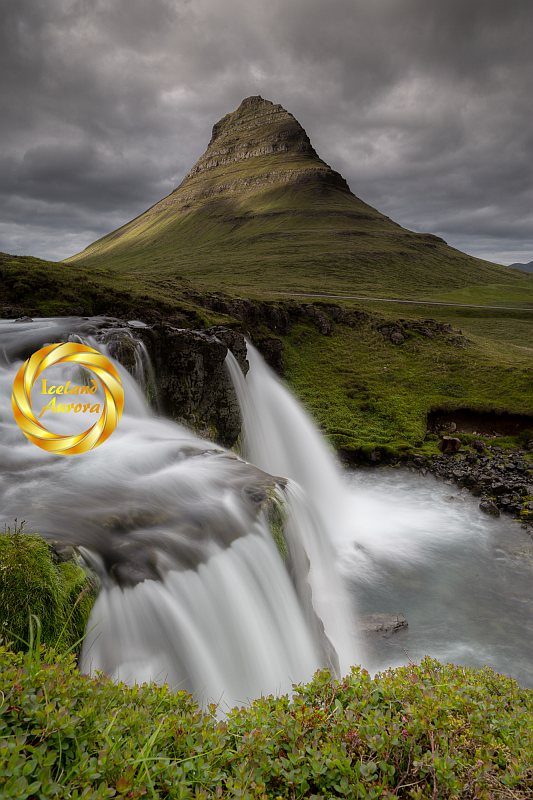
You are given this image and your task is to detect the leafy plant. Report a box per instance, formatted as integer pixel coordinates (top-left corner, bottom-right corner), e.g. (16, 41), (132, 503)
(0, 647), (531, 798)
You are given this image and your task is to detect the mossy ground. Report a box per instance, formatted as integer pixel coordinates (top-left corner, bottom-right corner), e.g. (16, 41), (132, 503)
(0, 521), (96, 654)
(281, 312), (533, 458)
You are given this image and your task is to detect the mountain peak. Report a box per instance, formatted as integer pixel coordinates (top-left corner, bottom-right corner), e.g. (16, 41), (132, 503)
(70, 95), (507, 299)
(182, 95), (324, 186)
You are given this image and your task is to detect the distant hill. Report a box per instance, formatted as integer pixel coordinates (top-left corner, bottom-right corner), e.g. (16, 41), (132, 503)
(66, 96), (530, 299)
(509, 261), (533, 273)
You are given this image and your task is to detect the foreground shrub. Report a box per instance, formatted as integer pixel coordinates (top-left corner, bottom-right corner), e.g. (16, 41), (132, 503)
(0, 522), (96, 653)
(0, 647), (531, 798)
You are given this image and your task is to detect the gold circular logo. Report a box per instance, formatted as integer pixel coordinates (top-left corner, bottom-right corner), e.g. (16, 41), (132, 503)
(11, 342), (124, 456)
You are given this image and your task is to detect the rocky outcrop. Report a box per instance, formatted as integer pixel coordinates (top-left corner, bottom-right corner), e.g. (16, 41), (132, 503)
(175, 95), (351, 206)
(137, 323), (247, 447)
(377, 318), (468, 347)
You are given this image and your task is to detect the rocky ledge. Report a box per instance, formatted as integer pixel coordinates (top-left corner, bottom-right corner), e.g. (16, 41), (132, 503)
(410, 446), (533, 529)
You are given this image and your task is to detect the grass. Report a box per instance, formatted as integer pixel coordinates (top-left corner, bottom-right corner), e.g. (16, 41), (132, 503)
(278, 306), (533, 458)
(0, 520), (96, 654)
(65, 176), (533, 301)
(1, 645), (531, 798)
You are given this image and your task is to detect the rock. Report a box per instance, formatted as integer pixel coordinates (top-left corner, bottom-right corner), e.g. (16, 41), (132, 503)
(302, 305), (333, 335)
(491, 483), (509, 496)
(253, 336), (284, 374)
(360, 613), (408, 636)
(479, 498), (500, 517)
(48, 541), (77, 563)
(390, 329), (405, 345)
(438, 436), (462, 454)
(139, 324), (247, 447)
(440, 421), (457, 433)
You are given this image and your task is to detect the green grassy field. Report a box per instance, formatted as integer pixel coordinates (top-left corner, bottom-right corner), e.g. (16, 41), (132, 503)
(281, 311), (533, 457)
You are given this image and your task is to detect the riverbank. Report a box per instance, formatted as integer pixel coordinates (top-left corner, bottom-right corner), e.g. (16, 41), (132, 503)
(404, 444), (533, 531)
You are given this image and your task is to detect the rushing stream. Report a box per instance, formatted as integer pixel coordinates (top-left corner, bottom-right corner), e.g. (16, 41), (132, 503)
(1, 317), (532, 708)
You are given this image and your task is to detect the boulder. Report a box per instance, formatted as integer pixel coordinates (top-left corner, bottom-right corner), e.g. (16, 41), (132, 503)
(438, 436), (462, 454)
(479, 498), (500, 517)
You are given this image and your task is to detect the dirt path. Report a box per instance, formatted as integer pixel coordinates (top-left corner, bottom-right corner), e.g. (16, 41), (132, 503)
(272, 291), (533, 312)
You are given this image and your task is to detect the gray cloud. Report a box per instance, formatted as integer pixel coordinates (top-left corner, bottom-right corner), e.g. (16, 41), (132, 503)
(1, 0), (532, 264)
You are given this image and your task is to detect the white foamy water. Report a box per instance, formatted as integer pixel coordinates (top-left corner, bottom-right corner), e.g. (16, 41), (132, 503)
(347, 469), (533, 686)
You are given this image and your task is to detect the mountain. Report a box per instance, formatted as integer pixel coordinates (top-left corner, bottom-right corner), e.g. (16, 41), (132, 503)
(67, 96), (530, 299)
(509, 261), (533, 273)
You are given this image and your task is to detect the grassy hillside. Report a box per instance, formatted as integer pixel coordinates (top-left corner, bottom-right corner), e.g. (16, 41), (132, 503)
(280, 309), (533, 457)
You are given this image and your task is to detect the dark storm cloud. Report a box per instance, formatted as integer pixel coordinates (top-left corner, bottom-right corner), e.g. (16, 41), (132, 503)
(1, 0), (532, 264)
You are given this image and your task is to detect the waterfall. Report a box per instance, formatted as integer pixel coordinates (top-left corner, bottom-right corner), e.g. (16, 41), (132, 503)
(0, 316), (361, 708)
(225, 345), (363, 675)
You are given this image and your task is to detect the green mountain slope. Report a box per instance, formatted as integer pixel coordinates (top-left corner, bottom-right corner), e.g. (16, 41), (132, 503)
(67, 96), (532, 301)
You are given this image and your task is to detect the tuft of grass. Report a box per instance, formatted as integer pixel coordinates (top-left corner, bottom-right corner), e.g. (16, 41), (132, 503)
(266, 494), (289, 561)
(0, 520), (96, 654)
(0, 647), (531, 798)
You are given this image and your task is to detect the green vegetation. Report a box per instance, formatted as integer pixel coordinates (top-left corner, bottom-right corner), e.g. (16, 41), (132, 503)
(1, 646), (531, 798)
(281, 312), (533, 457)
(0, 521), (96, 654)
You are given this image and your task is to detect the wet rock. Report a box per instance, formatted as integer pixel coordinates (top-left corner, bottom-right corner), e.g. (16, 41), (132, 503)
(408, 444), (533, 529)
(48, 541), (77, 563)
(139, 323), (247, 447)
(253, 336), (284, 374)
(360, 613), (408, 636)
(491, 483), (509, 496)
(479, 498), (500, 517)
(438, 436), (462, 454)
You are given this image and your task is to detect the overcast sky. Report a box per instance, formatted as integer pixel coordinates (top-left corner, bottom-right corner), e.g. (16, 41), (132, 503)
(1, 0), (532, 265)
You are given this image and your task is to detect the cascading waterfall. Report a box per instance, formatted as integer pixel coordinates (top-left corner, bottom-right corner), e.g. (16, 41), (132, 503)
(225, 345), (363, 674)
(0, 317), (362, 708)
